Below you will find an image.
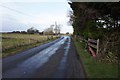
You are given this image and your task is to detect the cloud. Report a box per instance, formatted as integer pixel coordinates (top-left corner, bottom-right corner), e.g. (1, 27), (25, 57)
(1, 14), (52, 32)
(1, 14), (32, 32)
(1, 14), (73, 33)
(0, 2), (73, 33)
(22, 13), (69, 26)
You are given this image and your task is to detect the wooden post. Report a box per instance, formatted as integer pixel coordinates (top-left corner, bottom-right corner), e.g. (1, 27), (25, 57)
(96, 39), (99, 55)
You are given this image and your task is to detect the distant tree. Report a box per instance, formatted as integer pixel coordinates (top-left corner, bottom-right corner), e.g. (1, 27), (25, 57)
(39, 31), (44, 35)
(12, 31), (20, 33)
(43, 26), (54, 35)
(66, 32), (69, 34)
(12, 31), (16, 33)
(21, 31), (27, 34)
(27, 27), (39, 34)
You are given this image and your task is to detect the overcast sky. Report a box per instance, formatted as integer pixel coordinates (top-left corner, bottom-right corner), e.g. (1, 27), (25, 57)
(0, 0), (73, 33)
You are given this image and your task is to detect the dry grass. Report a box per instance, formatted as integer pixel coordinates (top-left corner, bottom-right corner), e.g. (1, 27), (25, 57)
(2, 33), (58, 58)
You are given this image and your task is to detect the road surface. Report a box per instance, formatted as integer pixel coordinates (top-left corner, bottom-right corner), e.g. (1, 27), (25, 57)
(2, 36), (86, 78)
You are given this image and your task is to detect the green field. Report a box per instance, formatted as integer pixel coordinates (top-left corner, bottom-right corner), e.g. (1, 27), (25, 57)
(74, 38), (118, 78)
(1, 33), (58, 58)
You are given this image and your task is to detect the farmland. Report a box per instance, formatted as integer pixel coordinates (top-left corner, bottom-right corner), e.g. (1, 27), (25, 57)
(1, 33), (59, 58)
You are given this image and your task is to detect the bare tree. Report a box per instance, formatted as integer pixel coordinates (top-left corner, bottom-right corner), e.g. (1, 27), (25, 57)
(54, 22), (61, 35)
(43, 25), (54, 35)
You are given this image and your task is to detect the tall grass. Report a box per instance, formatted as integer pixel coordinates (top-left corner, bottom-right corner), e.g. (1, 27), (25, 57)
(2, 33), (58, 58)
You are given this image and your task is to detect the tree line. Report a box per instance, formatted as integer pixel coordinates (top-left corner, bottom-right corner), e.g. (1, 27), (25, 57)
(11, 22), (61, 35)
(68, 1), (120, 62)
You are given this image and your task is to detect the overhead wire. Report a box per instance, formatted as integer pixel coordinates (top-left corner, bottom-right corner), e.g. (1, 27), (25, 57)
(0, 3), (33, 17)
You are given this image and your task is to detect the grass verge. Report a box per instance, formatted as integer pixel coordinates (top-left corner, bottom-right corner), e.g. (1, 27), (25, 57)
(2, 38), (58, 58)
(74, 39), (118, 78)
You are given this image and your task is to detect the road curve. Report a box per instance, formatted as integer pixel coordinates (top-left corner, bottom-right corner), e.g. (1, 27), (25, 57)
(2, 36), (86, 78)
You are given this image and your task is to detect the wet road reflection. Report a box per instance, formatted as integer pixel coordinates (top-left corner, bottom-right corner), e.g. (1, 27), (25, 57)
(3, 36), (70, 78)
(54, 36), (71, 78)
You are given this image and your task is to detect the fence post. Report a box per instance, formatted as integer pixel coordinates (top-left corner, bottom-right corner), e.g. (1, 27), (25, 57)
(87, 38), (99, 58)
(96, 39), (99, 55)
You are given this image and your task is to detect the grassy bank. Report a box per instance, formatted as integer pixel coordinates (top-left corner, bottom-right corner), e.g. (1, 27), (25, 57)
(2, 33), (59, 58)
(74, 39), (118, 78)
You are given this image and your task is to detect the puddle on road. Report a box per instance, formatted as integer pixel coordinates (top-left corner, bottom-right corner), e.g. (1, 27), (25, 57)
(3, 36), (69, 78)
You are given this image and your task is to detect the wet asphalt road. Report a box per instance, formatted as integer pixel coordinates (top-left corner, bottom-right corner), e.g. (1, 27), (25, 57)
(2, 36), (86, 78)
